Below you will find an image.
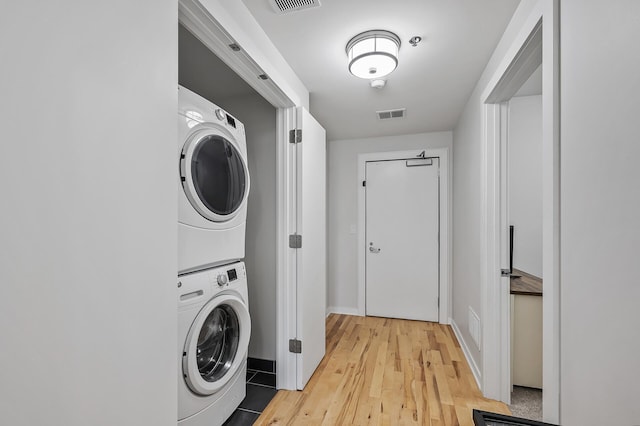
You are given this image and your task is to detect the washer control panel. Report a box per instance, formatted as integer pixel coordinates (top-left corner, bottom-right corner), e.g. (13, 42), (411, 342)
(227, 268), (238, 282)
(213, 264), (243, 287)
(216, 273), (228, 287)
(206, 262), (246, 288)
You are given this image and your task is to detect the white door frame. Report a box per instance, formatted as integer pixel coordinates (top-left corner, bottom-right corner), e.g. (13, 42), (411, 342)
(178, 0), (299, 390)
(275, 107), (298, 390)
(357, 149), (451, 324)
(480, 1), (560, 423)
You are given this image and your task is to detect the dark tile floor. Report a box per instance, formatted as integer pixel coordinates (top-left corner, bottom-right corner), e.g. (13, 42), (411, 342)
(223, 368), (277, 426)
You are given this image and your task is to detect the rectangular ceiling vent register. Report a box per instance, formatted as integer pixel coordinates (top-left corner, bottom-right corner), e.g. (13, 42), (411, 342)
(269, 0), (321, 14)
(376, 108), (406, 120)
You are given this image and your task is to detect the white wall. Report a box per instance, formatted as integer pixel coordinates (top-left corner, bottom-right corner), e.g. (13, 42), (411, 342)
(508, 95), (542, 277)
(560, 1), (640, 424)
(327, 132), (452, 313)
(0, 2), (177, 425)
(221, 94), (278, 361)
(452, 0), (540, 380)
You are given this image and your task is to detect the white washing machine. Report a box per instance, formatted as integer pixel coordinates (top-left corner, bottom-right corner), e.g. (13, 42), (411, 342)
(178, 85), (250, 275)
(178, 261), (251, 426)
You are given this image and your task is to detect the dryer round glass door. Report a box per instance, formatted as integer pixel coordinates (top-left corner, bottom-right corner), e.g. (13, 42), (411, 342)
(183, 294), (251, 396)
(181, 130), (249, 222)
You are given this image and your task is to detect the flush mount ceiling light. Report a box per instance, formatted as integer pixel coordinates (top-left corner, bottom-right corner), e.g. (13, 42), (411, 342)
(346, 30), (401, 79)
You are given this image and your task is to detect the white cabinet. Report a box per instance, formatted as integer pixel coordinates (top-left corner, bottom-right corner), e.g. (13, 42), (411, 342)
(511, 270), (543, 389)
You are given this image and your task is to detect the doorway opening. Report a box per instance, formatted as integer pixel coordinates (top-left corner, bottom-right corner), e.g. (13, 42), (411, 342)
(507, 74), (543, 421)
(179, 0), (328, 393)
(178, 20), (280, 419)
(480, 3), (560, 424)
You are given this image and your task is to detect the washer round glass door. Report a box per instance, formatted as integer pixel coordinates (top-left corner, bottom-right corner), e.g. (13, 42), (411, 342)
(181, 128), (249, 222)
(183, 294), (251, 396)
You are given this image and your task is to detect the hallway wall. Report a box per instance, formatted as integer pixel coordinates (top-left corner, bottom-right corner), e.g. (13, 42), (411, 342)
(559, 1), (640, 424)
(0, 2), (177, 424)
(451, 0), (541, 383)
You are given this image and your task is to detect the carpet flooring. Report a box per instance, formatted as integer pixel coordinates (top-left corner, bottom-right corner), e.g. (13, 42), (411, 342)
(509, 386), (542, 422)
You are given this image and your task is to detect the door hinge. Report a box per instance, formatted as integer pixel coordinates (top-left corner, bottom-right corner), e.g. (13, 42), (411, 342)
(362, 180), (366, 187)
(289, 129), (302, 144)
(289, 233), (302, 249)
(289, 339), (302, 354)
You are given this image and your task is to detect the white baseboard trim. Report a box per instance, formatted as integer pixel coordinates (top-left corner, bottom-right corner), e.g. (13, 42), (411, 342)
(451, 318), (482, 391)
(326, 306), (360, 316)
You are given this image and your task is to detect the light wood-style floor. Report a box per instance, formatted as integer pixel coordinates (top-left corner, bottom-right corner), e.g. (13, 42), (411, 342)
(255, 314), (510, 425)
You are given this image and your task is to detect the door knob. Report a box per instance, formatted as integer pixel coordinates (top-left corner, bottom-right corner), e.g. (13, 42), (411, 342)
(369, 246), (381, 253)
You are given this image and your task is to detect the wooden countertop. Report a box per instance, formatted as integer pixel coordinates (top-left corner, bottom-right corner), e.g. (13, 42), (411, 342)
(510, 268), (542, 296)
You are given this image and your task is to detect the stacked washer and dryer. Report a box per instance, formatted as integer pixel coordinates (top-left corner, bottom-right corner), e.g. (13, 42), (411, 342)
(177, 86), (252, 426)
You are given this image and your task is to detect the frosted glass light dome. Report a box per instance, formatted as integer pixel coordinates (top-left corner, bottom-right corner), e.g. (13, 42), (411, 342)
(346, 30), (401, 79)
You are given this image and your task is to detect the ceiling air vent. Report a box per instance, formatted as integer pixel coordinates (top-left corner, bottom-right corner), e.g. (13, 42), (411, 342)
(376, 108), (406, 120)
(269, 0), (321, 14)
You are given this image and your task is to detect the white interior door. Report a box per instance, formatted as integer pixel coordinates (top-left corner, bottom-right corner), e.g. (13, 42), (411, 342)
(365, 158), (439, 322)
(295, 107), (326, 389)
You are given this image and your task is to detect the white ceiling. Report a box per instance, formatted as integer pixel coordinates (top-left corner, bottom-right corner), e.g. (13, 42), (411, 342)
(241, 0), (521, 140)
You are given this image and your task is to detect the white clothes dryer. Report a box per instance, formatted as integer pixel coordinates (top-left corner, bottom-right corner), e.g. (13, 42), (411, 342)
(178, 261), (251, 426)
(178, 86), (250, 275)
